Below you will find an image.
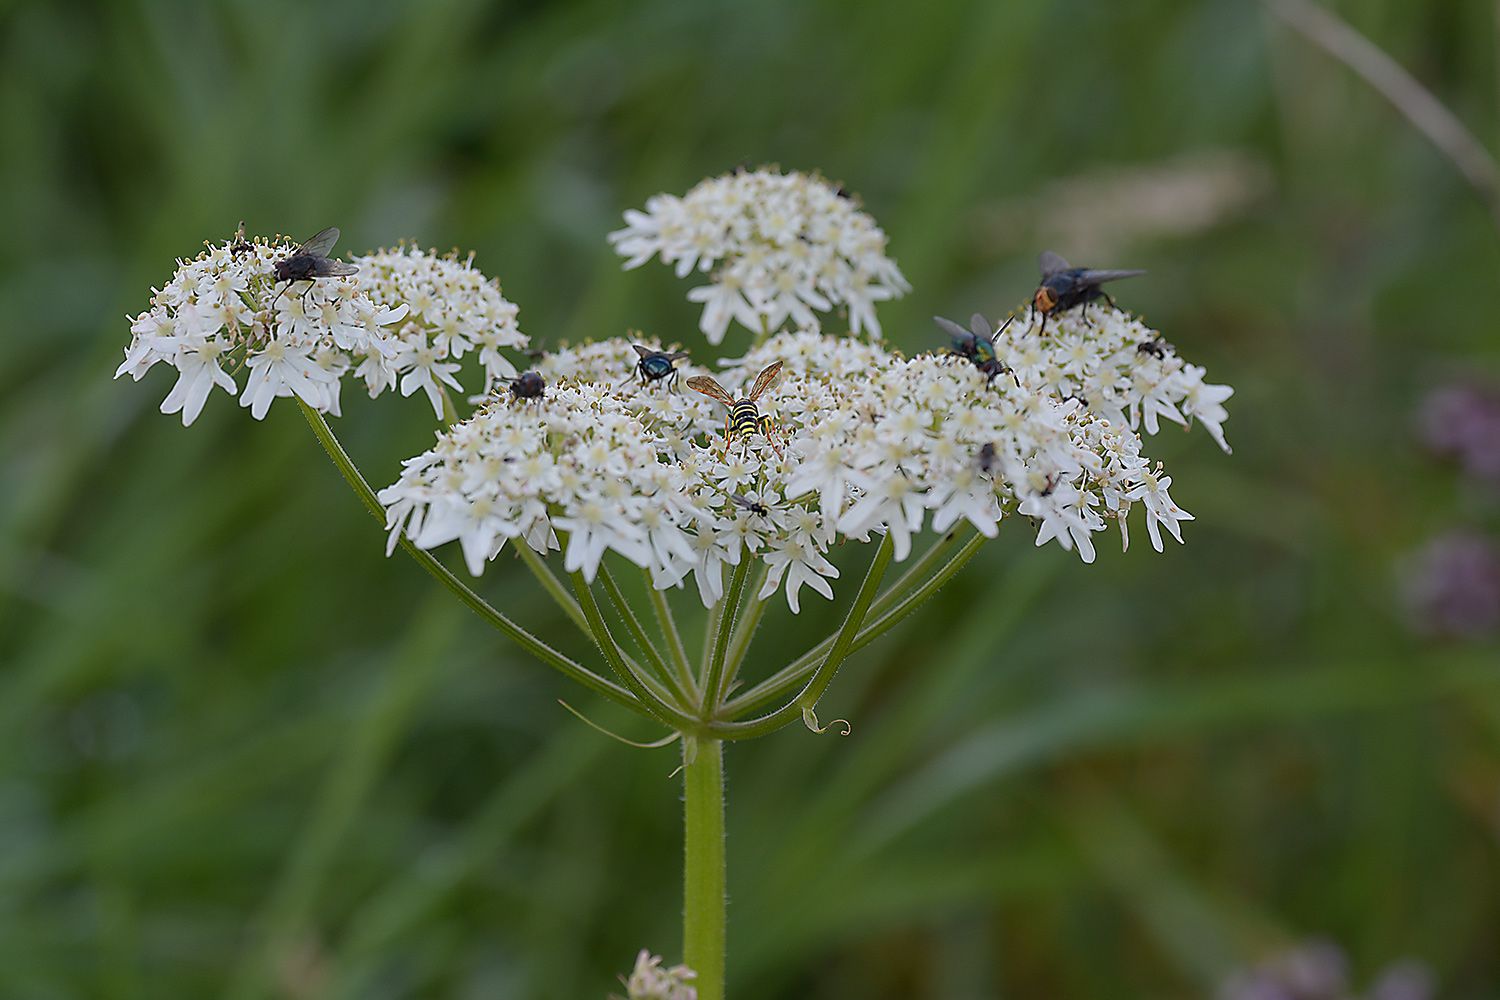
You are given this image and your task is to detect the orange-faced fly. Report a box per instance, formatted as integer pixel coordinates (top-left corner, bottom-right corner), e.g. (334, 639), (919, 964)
(1032, 250), (1144, 335)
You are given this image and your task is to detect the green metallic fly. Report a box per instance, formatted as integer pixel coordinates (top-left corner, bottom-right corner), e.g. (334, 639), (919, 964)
(630, 344), (690, 391)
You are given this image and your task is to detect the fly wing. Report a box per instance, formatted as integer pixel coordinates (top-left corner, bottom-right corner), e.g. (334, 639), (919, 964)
(969, 313), (992, 341)
(298, 227), (341, 259)
(632, 344), (654, 359)
(310, 259), (360, 276)
(934, 315), (970, 340)
(1038, 250), (1071, 278)
(747, 360), (783, 401)
(686, 375), (735, 406)
(1075, 268), (1145, 284)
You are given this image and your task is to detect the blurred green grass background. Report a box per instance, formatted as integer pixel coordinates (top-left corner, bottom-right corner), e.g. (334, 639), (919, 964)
(3, 1), (1499, 997)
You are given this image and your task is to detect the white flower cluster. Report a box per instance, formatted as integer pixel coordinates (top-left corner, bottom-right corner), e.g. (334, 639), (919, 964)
(999, 305), (1234, 455)
(117, 233), (527, 425)
(352, 245), (527, 415)
(608, 167), (910, 344)
(379, 307), (1229, 613)
(617, 950), (697, 1000)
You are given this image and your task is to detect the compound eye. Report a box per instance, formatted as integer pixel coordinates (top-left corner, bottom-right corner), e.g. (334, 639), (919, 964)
(1034, 288), (1057, 311)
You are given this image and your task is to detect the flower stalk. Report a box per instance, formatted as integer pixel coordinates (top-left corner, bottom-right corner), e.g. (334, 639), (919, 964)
(570, 572), (697, 733)
(704, 552), (754, 715)
(297, 399), (637, 708)
(723, 525), (985, 717)
(600, 567), (690, 707)
(682, 736), (726, 1000)
(516, 543), (590, 633)
(648, 580), (700, 702)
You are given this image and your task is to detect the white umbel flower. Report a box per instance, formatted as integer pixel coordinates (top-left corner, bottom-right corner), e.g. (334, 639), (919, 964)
(996, 305), (1235, 455)
(609, 167), (910, 343)
(618, 950), (697, 1000)
(354, 245), (528, 401)
(118, 232), (527, 425)
(381, 306), (1228, 610)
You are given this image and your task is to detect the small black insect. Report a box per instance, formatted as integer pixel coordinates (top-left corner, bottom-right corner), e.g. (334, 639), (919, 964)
(1033, 251), (1145, 334)
(509, 370), (546, 403)
(935, 313), (1014, 385)
(729, 493), (770, 516)
(631, 344), (690, 391)
(271, 227), (358, 305)
(1136, 337), (1172, 359)
(230, 221), (253, 257)
(976, 442), (998, 474)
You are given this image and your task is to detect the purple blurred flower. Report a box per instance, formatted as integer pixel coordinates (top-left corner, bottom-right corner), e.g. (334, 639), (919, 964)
(1399, 531), (1500, 639)
(1419, 384), (1500, 486)
(1368, 961), (1435, 1000)
(1219, 940), (1348, 1000)
(1219, 941), (1436, 1000)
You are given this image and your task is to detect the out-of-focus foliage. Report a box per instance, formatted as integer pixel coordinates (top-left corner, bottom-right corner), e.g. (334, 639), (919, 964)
(1, 1), (1497, 998)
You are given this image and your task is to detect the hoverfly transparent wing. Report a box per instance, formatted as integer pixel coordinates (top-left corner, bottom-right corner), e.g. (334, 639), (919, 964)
(746, 360), (783, 402)
(298, 227), (341, 258)
(1038, 250), (1070, 277)
(934, 315), (970, 340)
(686, 375), (736, 406)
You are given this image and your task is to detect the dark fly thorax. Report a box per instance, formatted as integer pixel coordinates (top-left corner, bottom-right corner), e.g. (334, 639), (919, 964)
(956, 332), (997, 364)
(270, 228), (357, 303)
(1048, 271), (1107, 313)
(510, 371), (546, 402)
(1036, 272), (1097, 313)
(274, 255), (317, 283)
(641, 357), (674, 379)
(630, 345), (688, 390)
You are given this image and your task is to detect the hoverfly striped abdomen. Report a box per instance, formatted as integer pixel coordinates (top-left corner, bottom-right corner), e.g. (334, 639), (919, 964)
(686, 361), (785, 458)
(730, 401), (763, 440)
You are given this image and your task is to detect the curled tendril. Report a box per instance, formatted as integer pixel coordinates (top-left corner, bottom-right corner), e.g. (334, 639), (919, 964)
(802, 706), (852, 736)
